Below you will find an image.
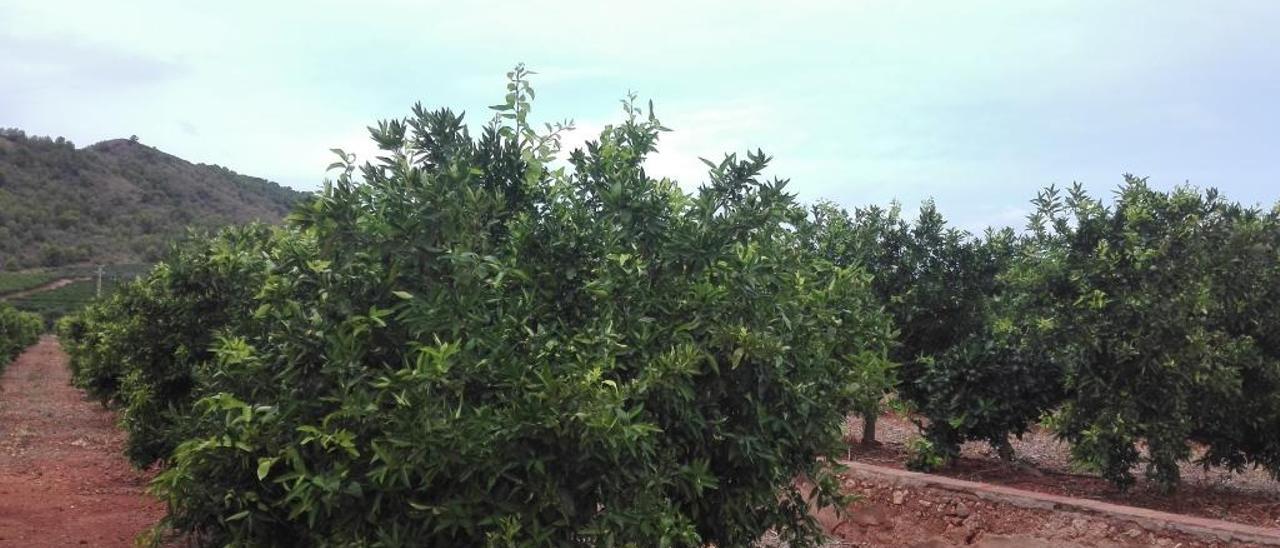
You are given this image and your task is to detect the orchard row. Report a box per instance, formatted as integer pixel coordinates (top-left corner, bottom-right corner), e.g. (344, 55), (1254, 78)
(0, 302), (40, 370)
(59, 68), (1280, 546)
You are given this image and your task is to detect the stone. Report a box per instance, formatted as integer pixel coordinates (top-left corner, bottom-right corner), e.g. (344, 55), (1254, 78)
(848, 504), (891, 527)
(965, 528), (983, 544)
(911, 536), (952, 548)
(831, 522), (865, 543)
(951, 502), (971, 518)
(892, 490), (906, 505)
(977, 534), (1081, 548)
(944, 523), (970, 544)
(810, 504), (842, 533)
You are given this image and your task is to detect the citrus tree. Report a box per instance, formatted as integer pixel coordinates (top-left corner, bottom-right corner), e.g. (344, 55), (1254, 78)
(1026, 179), (1280, 489)
(805, 200), (1034, 458)
(61, 226), (278, 467)
(904, 225), (1066, 466)
(0, 302), (41, 370)
(135, 68), (893, 546)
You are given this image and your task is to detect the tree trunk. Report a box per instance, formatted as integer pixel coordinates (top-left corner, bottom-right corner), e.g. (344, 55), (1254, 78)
(861, 414), (878, 446)
(996, 438), (1015, 461)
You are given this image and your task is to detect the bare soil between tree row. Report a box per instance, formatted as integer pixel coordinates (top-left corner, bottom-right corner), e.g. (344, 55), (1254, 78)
(842, 414), (1280, 530)
(0, 336), (163, 547)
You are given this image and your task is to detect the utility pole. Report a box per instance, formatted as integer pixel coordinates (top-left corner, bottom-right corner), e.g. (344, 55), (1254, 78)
(96, 265), (104, 298)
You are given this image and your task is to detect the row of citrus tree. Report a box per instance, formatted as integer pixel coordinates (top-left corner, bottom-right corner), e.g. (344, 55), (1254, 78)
(59, 69), (1280, 545)
(811, 180), (1280, 490)
(0, 302), (41, 371)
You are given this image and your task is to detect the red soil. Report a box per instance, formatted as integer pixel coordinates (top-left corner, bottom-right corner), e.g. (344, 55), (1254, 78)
(823, 473), (1261, 547)
(0, 336), (163, 547)
(844, 413), (1280, 530)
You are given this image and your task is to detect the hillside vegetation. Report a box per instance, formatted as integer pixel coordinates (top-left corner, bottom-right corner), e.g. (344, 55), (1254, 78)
(0, 129), (308, 269)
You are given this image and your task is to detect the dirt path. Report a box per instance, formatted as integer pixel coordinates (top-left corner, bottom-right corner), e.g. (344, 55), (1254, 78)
(0, 278), (91, 301)
(0, 336), (163, 547)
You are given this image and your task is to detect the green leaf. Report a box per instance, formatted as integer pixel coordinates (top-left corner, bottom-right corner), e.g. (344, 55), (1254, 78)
(257, 457), (278, 481)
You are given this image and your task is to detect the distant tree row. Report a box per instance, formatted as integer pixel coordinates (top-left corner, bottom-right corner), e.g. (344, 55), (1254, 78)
(809, 178), (1280, 490)
(0, 303), (41, 371)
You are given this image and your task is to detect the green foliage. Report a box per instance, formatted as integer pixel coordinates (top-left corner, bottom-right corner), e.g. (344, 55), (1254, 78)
(811, 201), (1003, 378)
(60, 227), (276, 466)
(908, 310), (1066, 464)
(0, 302), (42, 370)
(63, 69), (893, 546)
(802, 203), (902, 424)
(1024, 179), (1280, 489)
(904, 435), (945, 471)
(902, 226), (1067, 464)
(49, 68), (1280, 540)
(804, 200), (1053, 459)
(807, 178), (1280, 490)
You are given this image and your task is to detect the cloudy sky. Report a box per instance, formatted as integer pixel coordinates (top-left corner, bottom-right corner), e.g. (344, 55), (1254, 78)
(3, 1), (1278, 229)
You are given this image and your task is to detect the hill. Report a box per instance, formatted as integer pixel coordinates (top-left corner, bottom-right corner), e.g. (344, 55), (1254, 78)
(0, 129), (308, 269)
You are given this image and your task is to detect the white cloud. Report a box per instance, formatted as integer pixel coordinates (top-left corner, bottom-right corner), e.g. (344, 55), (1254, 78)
(645, 103), (782, 188)
(553, 101), (795, 192)
(4, 0), (1279, 220)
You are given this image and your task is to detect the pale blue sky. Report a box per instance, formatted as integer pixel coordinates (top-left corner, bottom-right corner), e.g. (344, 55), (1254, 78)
(3, 1), (1278, 230)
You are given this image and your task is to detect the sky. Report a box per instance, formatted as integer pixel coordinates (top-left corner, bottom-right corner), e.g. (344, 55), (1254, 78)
(3, 0), (1278, 230)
